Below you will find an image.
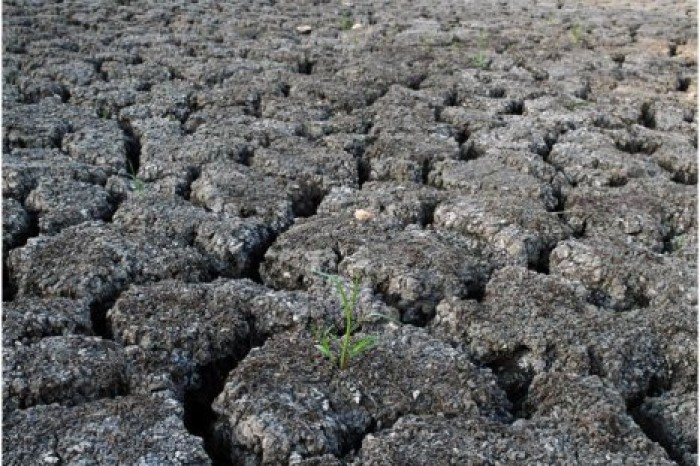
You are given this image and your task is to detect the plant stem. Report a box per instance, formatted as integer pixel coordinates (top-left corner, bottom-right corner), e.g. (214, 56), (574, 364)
(340, 333), (350, 370)
(339, 290), (351, 369)
(339, 276), (359, 370)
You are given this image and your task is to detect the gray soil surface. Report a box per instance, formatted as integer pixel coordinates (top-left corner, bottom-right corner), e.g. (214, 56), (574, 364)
(2, 0), (697, 464)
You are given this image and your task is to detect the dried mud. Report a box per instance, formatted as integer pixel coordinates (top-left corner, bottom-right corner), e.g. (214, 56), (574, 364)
(2, 0), (697, 464)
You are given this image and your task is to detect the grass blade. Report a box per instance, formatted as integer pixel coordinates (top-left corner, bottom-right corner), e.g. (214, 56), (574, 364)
(315, 344), (335, 361)
(350, 336), (377, 357)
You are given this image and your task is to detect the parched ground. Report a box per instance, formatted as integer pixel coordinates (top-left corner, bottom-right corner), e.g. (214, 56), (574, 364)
(2, 0), (697, 464)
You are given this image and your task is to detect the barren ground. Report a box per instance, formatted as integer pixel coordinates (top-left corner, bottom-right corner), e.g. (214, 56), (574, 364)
(2, 0), (698, 464)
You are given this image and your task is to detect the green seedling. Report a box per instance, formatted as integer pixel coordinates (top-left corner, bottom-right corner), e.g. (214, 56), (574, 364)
(339, 13), (354, 31)
(570, 23), (583, 46)
(473, 51), (488, 69)
(563, 99), (590, 110)
(472, 29), (489, 69)
(126, 160), (145, 194)
(313, 272), (378, 370)
(671, 235), (687, 251)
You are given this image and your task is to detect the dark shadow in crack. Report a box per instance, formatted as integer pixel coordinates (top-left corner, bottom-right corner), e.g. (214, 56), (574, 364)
(484, 345), (534, 420)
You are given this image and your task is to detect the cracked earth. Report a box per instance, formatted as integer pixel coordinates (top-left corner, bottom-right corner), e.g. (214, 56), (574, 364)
(2, 0), (697, 464)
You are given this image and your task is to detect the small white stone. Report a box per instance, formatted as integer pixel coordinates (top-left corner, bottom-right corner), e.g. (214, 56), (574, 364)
(296, 25), (312, 34)
(41, 452), (60, 464)
(412, 390), (421, 400)
(354, 208), (375, 221)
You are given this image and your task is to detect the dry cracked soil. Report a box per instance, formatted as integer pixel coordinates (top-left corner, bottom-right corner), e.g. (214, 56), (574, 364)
(2, 0), (698, 464)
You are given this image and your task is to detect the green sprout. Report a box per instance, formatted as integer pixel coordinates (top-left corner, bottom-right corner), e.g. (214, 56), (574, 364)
(126, 160), (145, 194)
(563, 99), (590, 110)
(570, 23), (583, 46)
(314, 272), (377, 370)
(671, 235), (687, 251)
(339, 13), (354, 31)
(472, 29), (489, 69)
(473, 51), (488, 69)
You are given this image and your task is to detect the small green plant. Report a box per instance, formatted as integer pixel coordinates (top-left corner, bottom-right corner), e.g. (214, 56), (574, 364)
(339, 13), (354, 31)
(472, 29), (489, 69)
(314, 272), (377, 370)
(570, 23), (583, 46)
(563, 99), (590, 110)
(671, 235), (687, 251)
(472, 51), (488, 69)
(126, 160), (145, 194)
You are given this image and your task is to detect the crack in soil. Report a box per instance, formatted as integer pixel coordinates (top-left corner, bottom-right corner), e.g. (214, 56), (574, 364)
(483, 345), (535, 420)
(3, 1), (696, 464)
(117, 118), (142, 175)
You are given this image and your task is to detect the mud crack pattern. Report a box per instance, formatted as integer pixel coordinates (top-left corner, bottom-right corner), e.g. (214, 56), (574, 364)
(2, 0), (697, 465)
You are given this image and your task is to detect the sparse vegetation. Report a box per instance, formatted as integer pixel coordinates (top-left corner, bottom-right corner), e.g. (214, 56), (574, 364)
(563, 99), (591, 110)
(313, 272), (378, 370)
(570, 23), (583, 46)
(472, 29), (490, 69)
(127, 160), (145, 194)
(339, 13), (354, 31)
(671, 235), (687, 251)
